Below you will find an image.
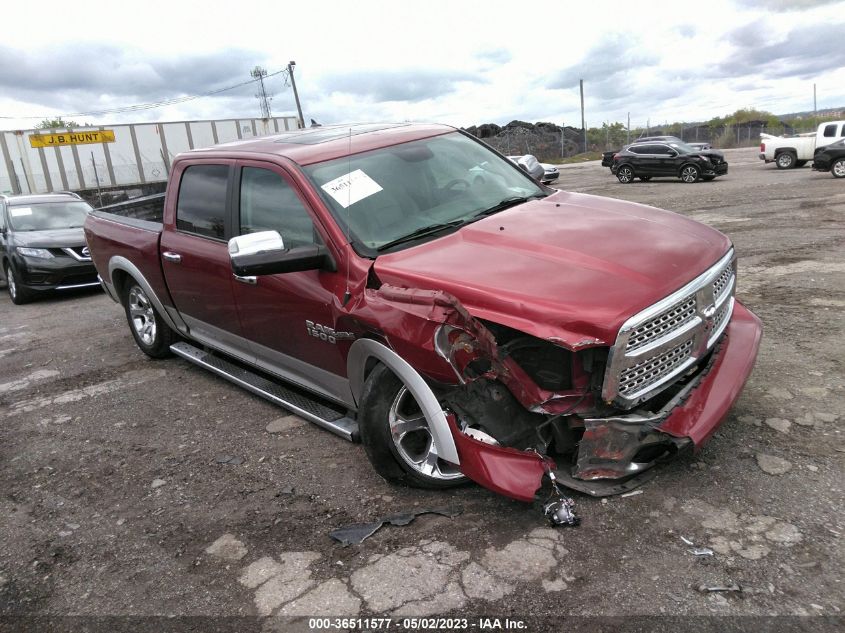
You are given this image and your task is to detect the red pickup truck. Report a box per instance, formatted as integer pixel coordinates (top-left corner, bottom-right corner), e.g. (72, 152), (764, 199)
(84, 123), (762, 508)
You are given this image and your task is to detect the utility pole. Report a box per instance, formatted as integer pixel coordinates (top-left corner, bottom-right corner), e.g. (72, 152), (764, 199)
(814, 83), (817, 117)
(288, 61), (305, 129)
(579, 79), (586, 153)
(627, 112), (630, 145)
(251, 66), (272, 119)
(560, 121), (565, 157)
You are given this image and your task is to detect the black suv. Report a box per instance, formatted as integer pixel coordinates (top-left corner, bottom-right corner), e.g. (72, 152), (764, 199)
(812, 139), (845, 178)
(0, 192), (99, 304)
(610, 142), (728, 184)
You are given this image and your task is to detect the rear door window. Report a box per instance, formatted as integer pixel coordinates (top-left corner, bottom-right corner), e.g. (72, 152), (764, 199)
(175, 164), (229, 240)
(823, 124), (838, 138)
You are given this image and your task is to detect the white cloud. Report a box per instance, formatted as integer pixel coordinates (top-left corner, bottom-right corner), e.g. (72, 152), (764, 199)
(0, 0), (844, 131)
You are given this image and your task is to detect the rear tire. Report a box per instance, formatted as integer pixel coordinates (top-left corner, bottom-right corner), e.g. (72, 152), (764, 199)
(795, 160), (807, 168)
(4, 264), (33, 305)
(776, 152), (796, 169)
(122, 281), (174, 358)
(616, 165), (634, 183)
(831, 158), (845, 178)
(359, 363), (467, 489)
(639, 176), (652, 182)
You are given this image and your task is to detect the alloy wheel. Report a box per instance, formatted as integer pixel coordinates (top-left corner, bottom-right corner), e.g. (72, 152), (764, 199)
(777, 153), (794, 169)
(832, 160), (845, 178)
(388, 387), (463, 481)
(6, 267), (17, 300)
(617, 166), (634, 183)
(681, 166), (699, 183)
(128, 286), (157, 346)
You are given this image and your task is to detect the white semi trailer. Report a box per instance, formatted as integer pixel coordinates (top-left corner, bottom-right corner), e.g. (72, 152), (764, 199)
(0, 116), (300, 195)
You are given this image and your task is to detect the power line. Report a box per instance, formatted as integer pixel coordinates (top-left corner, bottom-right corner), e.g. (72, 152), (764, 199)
(0, 67), (289, 120)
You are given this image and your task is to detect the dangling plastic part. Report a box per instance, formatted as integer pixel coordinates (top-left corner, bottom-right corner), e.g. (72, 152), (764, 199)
(532, 451), (580, 527)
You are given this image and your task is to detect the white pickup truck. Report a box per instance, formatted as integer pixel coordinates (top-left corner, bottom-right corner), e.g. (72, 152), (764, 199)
(759, 120), (845, 169)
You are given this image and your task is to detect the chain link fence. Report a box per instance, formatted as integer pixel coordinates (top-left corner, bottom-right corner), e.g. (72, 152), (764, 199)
(465, 120), (827, 160)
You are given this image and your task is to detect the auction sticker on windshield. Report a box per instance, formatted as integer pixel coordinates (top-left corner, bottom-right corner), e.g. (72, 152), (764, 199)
(10, 207), (32, 216)
(321, 169), (383, 208)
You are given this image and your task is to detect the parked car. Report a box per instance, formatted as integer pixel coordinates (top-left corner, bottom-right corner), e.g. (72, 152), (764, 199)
(84, 123), (761, 509)
(602, 139), (713, 168)
(812, 139), (845, 178)
(506, 154), (545, 181)
(759, 121), (845, 169)
(611, 141), (728, 183)
(540, 163), (559, 183)
(1, 192), (99, 304)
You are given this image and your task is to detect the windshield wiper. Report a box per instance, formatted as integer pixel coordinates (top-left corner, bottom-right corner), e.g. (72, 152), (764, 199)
(472, 194), (546, 219)
(376, 219), (466, 252)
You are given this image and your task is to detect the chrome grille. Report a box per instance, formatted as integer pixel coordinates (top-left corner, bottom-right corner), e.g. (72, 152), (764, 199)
(712, 263), (733, 302)
(626, 297), (696, 351)
(619, 338), (695, 397)
(603, 250), (737, 407)
(708, 297), (733, 347)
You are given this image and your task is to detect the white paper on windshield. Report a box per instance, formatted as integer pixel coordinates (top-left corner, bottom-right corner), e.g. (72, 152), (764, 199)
(321, 169), (383, 209)
(10, 207), (32, 216)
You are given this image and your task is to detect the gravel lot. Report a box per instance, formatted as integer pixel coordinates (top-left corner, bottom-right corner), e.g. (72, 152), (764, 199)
(1, 148), (843, 631)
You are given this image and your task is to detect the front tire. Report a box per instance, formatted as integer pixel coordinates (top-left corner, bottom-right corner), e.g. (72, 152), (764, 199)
(4, 264), (33, 305)
(122, 281), (174, 358)
(359, 363), (467, 489)
(831, 158), (845, 178)
(680, 164), (700, 183)
(616, 165), (634, 183)
(776, 152), (796, 169)
(702, 175), (716, 181)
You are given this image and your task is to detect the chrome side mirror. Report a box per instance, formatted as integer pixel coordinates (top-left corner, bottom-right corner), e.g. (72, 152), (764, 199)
(228, 230), (335, 276)
(228, 230), (285, 258)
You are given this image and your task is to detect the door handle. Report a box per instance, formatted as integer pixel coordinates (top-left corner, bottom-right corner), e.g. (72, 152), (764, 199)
(233, 274), (257, 285)
(162, 251), (182, 263)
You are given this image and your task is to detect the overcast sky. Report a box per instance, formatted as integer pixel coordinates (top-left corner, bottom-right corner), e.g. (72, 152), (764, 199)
(1, 0), (844, 131)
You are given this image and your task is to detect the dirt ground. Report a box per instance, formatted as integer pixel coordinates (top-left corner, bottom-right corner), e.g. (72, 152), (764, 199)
(1, 148), (843, 632)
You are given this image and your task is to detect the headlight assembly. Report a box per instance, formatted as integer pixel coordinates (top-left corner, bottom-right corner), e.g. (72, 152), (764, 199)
(17, 247), (53, 258)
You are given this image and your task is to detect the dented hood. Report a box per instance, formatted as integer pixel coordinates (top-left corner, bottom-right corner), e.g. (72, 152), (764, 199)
(374, 190), (731, 347)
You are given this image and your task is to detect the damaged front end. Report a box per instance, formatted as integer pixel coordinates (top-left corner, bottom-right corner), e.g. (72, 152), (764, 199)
(369, 247), (761, 505)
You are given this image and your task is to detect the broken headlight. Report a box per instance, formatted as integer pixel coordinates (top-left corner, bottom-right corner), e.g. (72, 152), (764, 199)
(434, 324), (493, 383)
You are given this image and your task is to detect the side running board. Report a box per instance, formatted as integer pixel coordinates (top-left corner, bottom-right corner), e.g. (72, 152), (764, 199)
(170, 341), (358, 442)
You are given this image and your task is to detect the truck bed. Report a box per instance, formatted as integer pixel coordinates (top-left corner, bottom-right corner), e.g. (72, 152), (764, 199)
(83, 204), (172, 307)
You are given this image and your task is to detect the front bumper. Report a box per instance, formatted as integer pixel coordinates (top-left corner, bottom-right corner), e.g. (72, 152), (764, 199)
(812, 158), (830, 171)
(12, 255), (100, 292)
(451, 301), (762, 501)
(703, 163), (728, 176)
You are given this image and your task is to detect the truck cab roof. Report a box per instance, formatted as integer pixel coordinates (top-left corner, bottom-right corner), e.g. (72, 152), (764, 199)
(186, 122), (456, 166)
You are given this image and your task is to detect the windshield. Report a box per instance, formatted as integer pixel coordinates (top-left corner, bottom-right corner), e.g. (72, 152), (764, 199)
(667, 142), (699, 154)
(304, 132), (546, 255)
(8, 201), (92, 231)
